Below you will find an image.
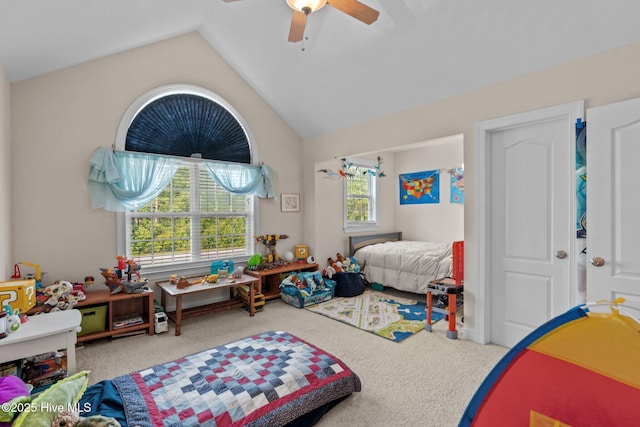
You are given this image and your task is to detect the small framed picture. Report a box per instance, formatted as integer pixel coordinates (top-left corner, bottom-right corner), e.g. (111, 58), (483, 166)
(281, 193), (300, 212)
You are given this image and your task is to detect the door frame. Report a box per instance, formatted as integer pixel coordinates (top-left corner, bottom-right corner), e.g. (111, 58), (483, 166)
(474, 101), (583, 344)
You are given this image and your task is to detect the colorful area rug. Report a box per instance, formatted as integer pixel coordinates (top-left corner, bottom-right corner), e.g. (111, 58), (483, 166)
(306, 289), (443, 342)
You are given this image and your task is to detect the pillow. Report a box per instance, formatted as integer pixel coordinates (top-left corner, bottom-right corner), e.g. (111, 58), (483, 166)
(0, 375), (32, 426)
(13, 371), (90, 427)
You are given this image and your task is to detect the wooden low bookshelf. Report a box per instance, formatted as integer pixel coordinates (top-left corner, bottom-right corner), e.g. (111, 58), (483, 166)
(75, 289), (154, 343)
(244, 262), (319, 301)
(29, 289), (155, 343)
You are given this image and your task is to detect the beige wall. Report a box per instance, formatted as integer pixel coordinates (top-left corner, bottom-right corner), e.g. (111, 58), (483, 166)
(0, 65), (10, 281)
(313, 153), (396, 265)
(394, 135), (464, 242)
(303, 40), (640, 341)
(311, 134), (464, 269)
(10, 32), (302, 284)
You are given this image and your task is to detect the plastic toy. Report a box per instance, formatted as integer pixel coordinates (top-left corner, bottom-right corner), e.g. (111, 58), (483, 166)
(10, 261), (45, 289)
(39, 281), (86, 313)
(248, 253), (263, 268)
(99, 257), (148, 294)
(2, 305), (20, 334)
(256, 234), (289, 263)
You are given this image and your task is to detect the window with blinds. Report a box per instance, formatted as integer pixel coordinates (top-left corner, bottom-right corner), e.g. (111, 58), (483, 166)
(126, 164), (252, 267)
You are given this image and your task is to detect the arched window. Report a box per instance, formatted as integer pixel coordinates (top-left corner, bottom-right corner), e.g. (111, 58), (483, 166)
(115, 85), (257, 272)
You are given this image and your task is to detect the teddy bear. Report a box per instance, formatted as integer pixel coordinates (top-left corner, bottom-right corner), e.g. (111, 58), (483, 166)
(51, 411), (121, 427)
(323, 257), (344, 279)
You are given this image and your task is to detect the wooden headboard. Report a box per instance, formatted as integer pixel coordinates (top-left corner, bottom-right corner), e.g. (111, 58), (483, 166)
(348, 232), (403, 256)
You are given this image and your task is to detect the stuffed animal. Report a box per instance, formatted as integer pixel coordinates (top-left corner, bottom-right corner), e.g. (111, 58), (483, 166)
(0, 375), (31, 427)
(40, 281), (86, 313)
(51, 410), (79, 427)
(322, 264), (337, 278)
(323, 257), (343, 278)
(51, 411), (121, 427)
(342, 256), (360, 274)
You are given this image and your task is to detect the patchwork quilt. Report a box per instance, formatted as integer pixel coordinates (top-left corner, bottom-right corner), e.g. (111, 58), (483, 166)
(111, 331), (361, 426)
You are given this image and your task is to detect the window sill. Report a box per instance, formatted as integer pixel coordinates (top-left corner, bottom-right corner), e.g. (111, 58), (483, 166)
(343, 224), (379, 234)
(138, 256), (250, 281)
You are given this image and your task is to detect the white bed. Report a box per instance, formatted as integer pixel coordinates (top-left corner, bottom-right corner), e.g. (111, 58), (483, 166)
(350, 232), (462, 294)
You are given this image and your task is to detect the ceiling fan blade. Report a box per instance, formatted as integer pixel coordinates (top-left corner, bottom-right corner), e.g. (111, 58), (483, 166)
(327, 0), (379, 25)
(222, 0), (242, 2)
(288, 10), (307, 42)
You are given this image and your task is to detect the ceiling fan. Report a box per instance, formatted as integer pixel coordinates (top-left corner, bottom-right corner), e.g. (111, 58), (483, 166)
(223, 0), (380, 42)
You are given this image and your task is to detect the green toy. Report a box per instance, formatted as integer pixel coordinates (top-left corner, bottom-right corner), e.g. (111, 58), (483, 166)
(248, 253), (263, 267)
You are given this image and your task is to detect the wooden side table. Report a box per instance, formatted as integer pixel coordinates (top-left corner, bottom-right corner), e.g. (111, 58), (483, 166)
(0, 310), (81, 374)
(156, 274), (260, 336)
(245, 262), (319, 300)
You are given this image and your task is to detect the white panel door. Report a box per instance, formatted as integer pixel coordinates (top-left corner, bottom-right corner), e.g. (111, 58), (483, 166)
(478, 102), (581, 347)
(586, 97), (640, 309)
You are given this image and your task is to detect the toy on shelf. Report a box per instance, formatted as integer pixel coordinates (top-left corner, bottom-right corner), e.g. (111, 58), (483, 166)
(100, 256), (148, 294)
(83, 275), (95, 287)
(35, 281), (87, 313)
(10, 261), (46, 290)
(249, 235), (297, 270)
(2, 305), (21, 334)
(256, 234), (289, 263)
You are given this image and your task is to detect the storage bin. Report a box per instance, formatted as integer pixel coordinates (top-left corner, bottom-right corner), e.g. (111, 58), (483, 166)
(78, 305), (107, 336)
(0, 279), (36, 313)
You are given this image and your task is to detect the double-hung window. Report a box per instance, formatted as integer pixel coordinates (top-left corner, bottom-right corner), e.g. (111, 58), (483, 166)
(344, 159), (378, 231)
(126, 164), (253, 268)
(116, 84), (255, 273)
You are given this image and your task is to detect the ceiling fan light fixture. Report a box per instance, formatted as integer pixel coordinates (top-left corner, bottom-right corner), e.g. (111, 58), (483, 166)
(286, 0), (327, 14)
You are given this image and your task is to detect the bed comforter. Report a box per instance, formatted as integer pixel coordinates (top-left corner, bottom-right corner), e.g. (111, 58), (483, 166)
(81, 331), (361, 427)
(355, 241), (452, 294)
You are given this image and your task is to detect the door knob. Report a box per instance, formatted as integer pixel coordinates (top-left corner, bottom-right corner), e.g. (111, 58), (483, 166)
(555, 250), (567, 259)
(591, 257), (605, 267)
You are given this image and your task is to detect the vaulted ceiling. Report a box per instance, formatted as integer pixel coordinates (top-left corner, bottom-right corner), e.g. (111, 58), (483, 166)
(2, 0), (640, 138)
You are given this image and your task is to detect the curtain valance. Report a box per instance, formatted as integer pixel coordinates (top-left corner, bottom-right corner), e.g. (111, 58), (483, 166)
(88, 147), (277, 212)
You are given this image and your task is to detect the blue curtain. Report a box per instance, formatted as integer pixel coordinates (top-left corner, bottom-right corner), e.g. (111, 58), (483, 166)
(88, 147), (277, 212)
(202, 160), (277, 199)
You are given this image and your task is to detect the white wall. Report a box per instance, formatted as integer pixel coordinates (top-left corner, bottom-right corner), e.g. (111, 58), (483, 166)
(312, 154), (396, 268)
(10, 32), (303, 286)
(303, 40), (640, 342)
(0, 65), (10, 281)
(394, 135), (463, 242)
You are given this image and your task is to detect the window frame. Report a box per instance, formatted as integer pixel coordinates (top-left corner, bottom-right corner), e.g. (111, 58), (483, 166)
(343, 158), (379, 233)
(115, 84), (259, 276)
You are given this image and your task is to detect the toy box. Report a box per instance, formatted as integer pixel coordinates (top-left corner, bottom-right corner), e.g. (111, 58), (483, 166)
(78, 305), (107, 336)
(0, 279), (36, 313)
